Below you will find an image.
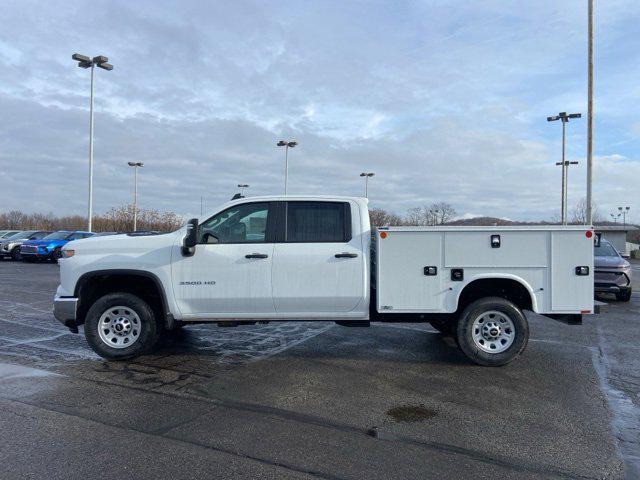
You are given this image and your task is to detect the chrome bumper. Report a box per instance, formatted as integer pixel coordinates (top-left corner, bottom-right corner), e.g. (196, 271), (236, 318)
(53, 296), (78, 331)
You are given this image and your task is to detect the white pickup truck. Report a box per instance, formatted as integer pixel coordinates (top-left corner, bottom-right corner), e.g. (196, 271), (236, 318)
(54, 195), (596, 366)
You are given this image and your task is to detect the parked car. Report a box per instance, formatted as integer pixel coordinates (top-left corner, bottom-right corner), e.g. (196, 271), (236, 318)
(0, 230), (51, 260)
(594, 238), (632, 301)
(21, 230), (95, 262)
(54, 195), (596, 365)
(0, 230), (21, 239)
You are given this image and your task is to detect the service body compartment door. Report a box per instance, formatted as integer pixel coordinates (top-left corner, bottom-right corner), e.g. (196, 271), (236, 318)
(376, 231), (444, 311)
(550, 230), (594, 311)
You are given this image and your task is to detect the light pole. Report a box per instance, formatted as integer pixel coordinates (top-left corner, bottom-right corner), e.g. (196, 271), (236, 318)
(359, 172), (374, 198)
(586, 0), (594, 224)
(618, 206), (630, 227)
(547, 112), (581, 224)
(610, 213), (621, 224)
(238, 184), (249, 196)
(277, 140), (297, 194)
(127, 162), (144, 231)
(72, 54), (113, 232)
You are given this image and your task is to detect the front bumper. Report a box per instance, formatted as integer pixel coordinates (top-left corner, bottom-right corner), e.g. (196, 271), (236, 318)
(594, 270), (631, 293)
(53, 296), (79, 332)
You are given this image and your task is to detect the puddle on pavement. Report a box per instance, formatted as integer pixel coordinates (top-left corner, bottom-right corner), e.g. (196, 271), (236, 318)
(386, 404), (437, 422)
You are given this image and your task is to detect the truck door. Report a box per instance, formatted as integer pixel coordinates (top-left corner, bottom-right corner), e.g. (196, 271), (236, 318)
(172, 202), (276, 316)
(272, 201), (364, 314)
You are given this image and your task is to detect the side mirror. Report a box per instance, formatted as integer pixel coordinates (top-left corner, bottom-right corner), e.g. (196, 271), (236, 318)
(182, 218), (198, 256)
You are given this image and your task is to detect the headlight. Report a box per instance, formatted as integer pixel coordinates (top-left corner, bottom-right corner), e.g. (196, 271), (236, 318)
(61, 249), (75, 258)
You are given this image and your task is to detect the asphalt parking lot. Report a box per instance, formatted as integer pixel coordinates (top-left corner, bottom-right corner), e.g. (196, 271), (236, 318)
(0, 260), (638, 479)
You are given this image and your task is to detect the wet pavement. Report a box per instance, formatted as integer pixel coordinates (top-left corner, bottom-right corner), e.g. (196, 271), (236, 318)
(0, 259), (638, 479)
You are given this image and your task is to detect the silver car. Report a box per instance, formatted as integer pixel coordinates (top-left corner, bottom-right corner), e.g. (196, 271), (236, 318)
(0, 230), (51, 261)
(594, 239), (632, 302)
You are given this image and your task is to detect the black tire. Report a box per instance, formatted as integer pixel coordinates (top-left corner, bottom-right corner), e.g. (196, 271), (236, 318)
(22, 256), (34, 263)
(456, 297), (529, 367)
(50, 248), (62, 263)
(10, 247), (21, 261)
(616, 290), (632, 302)
(84, 293), (160, 360)
(429, 316), (457, 336)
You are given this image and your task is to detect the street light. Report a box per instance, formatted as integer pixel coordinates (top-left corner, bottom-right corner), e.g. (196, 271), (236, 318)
(72, 53), (113, 232)
(618, 206), (631, 227)
(238, 184), (249, 196)
(277, 140), (297, 195)
(127, 162), (144, 231)
(547, 111), (581, 225)
(610, 212), (621, 224)
(359, 172), (375, 198)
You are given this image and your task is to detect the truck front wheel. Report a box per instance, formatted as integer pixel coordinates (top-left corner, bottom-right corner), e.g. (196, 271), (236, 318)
(84, 293), (160, 360)
(456, 297), (528, 367)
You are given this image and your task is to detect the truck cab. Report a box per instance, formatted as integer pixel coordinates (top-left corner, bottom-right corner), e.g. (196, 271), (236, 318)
(54, 195), (595, 366)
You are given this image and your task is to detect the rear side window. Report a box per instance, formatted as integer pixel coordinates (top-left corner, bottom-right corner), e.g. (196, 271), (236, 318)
(286, 202), (349, 242)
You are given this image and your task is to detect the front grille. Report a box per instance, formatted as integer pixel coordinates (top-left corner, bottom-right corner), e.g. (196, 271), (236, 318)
(21, 245), (37, 254)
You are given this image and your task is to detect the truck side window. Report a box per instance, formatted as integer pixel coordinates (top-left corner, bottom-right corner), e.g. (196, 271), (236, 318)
(286, 202), (347, 242)
(200, 202), (270, 244)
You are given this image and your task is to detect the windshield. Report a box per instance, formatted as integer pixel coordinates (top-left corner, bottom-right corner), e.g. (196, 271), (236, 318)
(4, 231), (28, 240)
(43, 231), (70, 240)
(0, 231), (19, 238)
(594, 241), (619, 257)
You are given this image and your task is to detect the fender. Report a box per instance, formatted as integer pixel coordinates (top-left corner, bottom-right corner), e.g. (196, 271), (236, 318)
(74, 269), (174, 327)
(454, 273), (539, 313)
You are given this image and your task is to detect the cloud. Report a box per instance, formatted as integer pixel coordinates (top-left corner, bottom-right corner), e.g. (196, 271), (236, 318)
(0, 0), (638, 224)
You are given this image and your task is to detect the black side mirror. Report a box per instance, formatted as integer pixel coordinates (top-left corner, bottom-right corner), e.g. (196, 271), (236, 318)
(182, 218), (199, 256)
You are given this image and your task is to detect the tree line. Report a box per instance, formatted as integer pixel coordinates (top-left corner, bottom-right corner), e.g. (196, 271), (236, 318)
(0, 204), (183, 233)
(369, 202), (457, 226)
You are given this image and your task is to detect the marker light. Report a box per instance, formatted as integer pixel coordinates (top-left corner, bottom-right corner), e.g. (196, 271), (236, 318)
(61, 249), (75, 258)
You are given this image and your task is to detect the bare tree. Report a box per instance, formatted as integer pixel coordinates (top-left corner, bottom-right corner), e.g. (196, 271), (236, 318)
(0, 205), (184, 233)
(430, 202), (457, 225)
(404, 203), (456, 226)
(571, 198), (601, 224)
(369, 208), (403, 227)
(405, 207), (432, 226)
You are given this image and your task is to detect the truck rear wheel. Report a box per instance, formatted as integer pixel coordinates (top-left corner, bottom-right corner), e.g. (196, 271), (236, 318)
(84, 293), (160, 360)
(456, 297), (528, 367)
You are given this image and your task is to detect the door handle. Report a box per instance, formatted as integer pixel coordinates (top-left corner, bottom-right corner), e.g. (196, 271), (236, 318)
(245, 253), (268, 259)
(335, 252), (358, 258)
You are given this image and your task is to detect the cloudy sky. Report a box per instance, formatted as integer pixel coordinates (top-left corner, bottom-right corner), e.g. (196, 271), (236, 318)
(1, 0), (638, 222)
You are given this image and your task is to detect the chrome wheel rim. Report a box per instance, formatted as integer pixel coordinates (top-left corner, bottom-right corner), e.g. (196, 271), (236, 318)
(471, 310), (515, 354)
(98, 306), (141, 349)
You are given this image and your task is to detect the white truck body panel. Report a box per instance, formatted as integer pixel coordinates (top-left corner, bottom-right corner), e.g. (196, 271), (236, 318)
(376, 226), (594, 314)
(170, 196), (370, 320)
(56, 196), (594, 326)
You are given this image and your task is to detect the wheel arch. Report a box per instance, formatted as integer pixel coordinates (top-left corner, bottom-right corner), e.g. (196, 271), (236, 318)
(74, 269), (170, 326)
(455, 274), (537, 314)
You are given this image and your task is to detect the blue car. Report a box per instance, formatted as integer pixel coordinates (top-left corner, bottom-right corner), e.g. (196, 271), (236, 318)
(20, 230), (95, 262)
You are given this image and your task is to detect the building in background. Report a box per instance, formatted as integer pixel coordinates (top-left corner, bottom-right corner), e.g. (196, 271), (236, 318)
(595, 225), (638, 257)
